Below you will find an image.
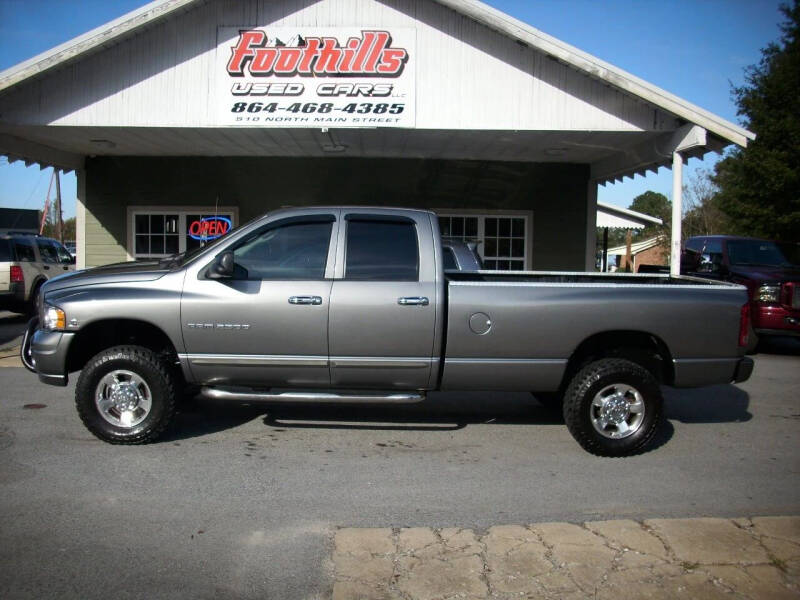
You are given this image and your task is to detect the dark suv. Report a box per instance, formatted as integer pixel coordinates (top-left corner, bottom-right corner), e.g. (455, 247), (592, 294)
(682, 235), (800, 348)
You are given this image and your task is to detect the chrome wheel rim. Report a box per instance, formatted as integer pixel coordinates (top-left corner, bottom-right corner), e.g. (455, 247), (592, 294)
(95, 370), (152, 428)
(590, 383), (645, 439)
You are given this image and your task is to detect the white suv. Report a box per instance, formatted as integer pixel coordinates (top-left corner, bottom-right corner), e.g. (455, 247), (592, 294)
(0, 234), (75, 314)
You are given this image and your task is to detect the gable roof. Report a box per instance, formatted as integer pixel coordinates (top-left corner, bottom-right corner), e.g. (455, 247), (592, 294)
(0, 0), (754, 150)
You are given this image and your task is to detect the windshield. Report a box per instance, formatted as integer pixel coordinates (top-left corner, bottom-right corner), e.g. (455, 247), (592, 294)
(727, 239), (794, 267)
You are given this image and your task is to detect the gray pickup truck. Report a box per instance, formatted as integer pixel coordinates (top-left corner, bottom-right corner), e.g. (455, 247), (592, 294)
(22, 207), (753, 456)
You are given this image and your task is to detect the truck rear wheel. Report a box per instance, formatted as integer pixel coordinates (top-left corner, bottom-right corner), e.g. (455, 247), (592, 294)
(563, 358), (663, 457)
(75, 345), (177, 444)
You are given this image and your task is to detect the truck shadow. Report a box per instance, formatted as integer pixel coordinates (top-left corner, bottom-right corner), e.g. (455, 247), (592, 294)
(163, 386), (750, 443)
(0, 312), (28, 347)
(663, 384), (751, 424)
(754, 336), (800, 356)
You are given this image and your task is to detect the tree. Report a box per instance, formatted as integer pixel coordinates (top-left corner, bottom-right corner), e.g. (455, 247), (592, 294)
(713, 1), (800, 240)
(42, 217), (76, 241)
(629, 191), (671, 240)
(682, 169), (730, 239)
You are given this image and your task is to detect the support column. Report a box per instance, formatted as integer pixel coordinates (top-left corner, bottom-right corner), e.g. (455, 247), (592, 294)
(670, 151), (683, 276)
(585, 179), (598, 271)
(76, 168), (86, 270)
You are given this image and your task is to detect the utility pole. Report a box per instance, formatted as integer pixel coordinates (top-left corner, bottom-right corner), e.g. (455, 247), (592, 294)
(54, 169), (64, 243)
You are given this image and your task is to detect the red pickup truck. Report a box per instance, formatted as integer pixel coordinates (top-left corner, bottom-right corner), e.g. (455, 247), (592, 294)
(682, 235), (800, 350)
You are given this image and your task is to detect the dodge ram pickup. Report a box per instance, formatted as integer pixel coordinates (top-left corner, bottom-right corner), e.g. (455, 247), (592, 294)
(22, 207), (754, 456)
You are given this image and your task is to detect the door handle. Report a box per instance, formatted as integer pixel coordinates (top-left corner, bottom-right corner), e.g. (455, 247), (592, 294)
(43, 266), (50, 270)
(288, 295), (322, 305)
(398, 296), (429, 306)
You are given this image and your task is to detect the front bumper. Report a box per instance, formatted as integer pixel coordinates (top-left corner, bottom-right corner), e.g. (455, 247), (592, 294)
(29, 328), (74, 387)
(752, 304), (800, 336)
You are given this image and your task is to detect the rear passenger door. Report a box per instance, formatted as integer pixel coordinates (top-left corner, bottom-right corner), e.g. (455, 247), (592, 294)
(328, 213), (438, 389)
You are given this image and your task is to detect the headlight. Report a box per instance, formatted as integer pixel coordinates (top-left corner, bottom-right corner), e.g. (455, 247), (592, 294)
(42, 305), (66, 331)
(756, 284), (780, 303)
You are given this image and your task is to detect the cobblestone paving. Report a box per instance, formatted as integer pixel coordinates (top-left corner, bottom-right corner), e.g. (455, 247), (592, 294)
(332, 516), (800, 599)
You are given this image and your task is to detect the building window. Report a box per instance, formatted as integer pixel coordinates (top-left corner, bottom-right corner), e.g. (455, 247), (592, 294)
(129, 208), (237, 259)
(135, 214), (179, 256)
(437, 212), (531, 270)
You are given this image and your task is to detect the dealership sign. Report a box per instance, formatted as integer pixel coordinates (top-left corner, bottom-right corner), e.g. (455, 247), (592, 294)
(216, 27), (415, 128)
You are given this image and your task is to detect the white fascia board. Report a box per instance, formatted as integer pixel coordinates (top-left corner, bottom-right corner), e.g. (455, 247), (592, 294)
(0, 0), (202, 93)
(597, 201), (663, 227)
(0, 133), (84, 172)
(607, 236), (664, 255)
(591, 124), (707, 184)
(435, 0), (755, 147)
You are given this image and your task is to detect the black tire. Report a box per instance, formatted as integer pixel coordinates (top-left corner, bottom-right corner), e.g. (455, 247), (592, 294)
(27, 281), (43, 315)
(75, 345), (177, 444)
(563, 358), (663, 457)
(531, 391), (563, 411)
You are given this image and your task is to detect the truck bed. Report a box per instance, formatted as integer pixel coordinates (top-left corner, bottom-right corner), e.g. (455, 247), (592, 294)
(445, 270), (738, 287)
(441, 270), (748, 392)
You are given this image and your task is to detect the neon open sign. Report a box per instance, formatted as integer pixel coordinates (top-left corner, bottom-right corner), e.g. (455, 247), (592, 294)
(188, 216), (232, 240)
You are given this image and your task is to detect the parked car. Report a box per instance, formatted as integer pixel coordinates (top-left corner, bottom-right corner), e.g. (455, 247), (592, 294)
(0, 234), (75, 314)
(682, 235), (800, 350)
(23, 208), (752, 456)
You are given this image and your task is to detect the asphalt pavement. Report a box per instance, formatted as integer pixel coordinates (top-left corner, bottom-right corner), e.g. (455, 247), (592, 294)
(0, 333), (798, 599)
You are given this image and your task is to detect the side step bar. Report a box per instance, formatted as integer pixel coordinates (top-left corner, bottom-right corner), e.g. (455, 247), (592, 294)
(200, 387), (425, 404)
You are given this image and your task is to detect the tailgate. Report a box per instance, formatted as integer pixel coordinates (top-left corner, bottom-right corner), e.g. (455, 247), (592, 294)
(0, 263), (10, 292)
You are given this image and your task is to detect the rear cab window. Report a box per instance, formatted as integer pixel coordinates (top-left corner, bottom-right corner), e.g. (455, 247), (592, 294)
(344, 217), (419, 281)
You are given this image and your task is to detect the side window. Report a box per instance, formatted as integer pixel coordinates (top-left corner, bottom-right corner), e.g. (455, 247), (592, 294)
(52, 241), (73, 264)
(699, 239), (724, 273)
(442, 247), (458, 270)
(36, 239), (58, 264)
(232, 220), (332, 280)
(345, 219), (419, 281)
(13, 239), (36, 262)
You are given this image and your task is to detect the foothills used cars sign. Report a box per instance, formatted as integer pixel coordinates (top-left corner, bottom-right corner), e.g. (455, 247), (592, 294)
(216, 27), (416, 128)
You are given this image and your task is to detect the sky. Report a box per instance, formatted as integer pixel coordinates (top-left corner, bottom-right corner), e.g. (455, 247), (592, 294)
(0, 0), (786, 219)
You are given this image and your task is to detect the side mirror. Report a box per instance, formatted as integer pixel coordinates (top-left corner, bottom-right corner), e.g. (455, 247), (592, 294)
(208, 251), (234, 279)
(68, 256), (76, 265)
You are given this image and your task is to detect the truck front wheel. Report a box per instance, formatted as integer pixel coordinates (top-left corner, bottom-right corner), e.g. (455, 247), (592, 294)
(563, 358), (663, 457)
(75, 345), (177, 444)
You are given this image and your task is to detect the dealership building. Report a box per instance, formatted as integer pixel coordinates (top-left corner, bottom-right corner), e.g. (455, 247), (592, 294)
(0, 0), (753, 271)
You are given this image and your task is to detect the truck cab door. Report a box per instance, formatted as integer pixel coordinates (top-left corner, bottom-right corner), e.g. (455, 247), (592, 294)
(328, 212), (440, 390)
(181, 213), (339, 387)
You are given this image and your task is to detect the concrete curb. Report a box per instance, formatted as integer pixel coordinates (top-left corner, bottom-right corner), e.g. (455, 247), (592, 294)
(331, 516), (800, 599)
(0, 344), (23, 368)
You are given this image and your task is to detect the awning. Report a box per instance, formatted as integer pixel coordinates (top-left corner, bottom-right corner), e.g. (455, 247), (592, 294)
(596, 201), (663, 229)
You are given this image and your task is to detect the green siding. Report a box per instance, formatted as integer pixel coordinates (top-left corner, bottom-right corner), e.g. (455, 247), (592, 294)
(85, 156), (590, 269)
